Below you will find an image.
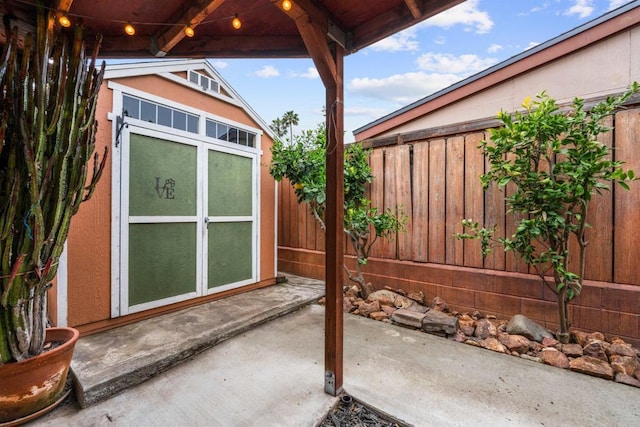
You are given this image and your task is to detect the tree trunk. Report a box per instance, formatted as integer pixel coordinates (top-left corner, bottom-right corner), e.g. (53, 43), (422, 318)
(556, 287), (570, 344)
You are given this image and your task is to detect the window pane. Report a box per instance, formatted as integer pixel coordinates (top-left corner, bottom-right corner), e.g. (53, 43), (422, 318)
(238, 130), (248, 146)
(187, 115), (199, 133)
(157, 106), (171, 126)
(206, 120), (216, 138)
(123, 95), (139, 119)
(189, 71), (198, 84)
(141, 100), (156, 123)
(247, 133), (255, 148)
(211, 81), (219, 93)
(228, 128), (238, 143)
(173, 111), (186, 130)
(217, 124), (228, 141)
(201, 78), (209, 91)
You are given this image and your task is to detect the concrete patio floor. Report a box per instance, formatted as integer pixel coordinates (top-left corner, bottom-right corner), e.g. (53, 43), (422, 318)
(33, 274), (640, 426)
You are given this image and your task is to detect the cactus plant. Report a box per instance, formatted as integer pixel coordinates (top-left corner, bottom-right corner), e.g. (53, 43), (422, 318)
(0, 4), (106, 363)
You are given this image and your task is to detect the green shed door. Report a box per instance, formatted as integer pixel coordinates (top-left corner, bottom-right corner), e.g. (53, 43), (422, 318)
(126, 133), (199, 311)
(205, 147), (256, 291)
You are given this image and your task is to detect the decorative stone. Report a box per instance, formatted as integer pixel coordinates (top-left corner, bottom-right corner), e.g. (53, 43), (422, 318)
(609, 355), (640, 376)
(343, 297), (356, 313)
(407, 290), (425, 304)
(583, 340), (609, 361)
(606, 342), (638, 358)
(464, 339), (482, 347)
(391, 308), (426, 329)
(614, 373), (640, 388)
(344, 286), (360, 299)
(540, 348), (570, 369)
(357, 300), (381, 317)
(450, 332), (467, 343)
(520, 354), (543, 363)
(458, 316), (476, 337)
(369, 311), (389, 321)
(404, 304), (429, 314)
(542, 337), (560, 348)
(506, 314), (554, 343)
(499, 334), (531, 354)
(430, 297), (449, 312)
(635, 369), (640, 381)
(381, 305), (397, 317)
(384, 285), (407, 296)
(422, 310), (459, 335)
(569, 356), (614, 380)
(480, 337), (506, 353)
(586, 331), (605, 343)
(367, 290), (400, 305)
(561, 343), (583, 358)
(571, 330), (589, 347)
(474, 319), (497, 340)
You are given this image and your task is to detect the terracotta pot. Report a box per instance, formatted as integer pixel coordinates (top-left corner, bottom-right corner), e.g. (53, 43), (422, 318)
(0, 327), (79, 423)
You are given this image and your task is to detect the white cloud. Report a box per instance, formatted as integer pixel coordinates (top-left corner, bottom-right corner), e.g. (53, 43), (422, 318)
(564, 0), (595, 18)
(487, 43), (503, 53)
(348, 72), (462, 104)
(370, 28), (419, 52)
(416, 52), (498, 75)
(433, 36), (446, 45)
(254, 65), (280, 78)
(290, 67), (319, 79)
(421, 0), (493, 34)
(209, 60), (228, 69)
(608, 0), (631, 10)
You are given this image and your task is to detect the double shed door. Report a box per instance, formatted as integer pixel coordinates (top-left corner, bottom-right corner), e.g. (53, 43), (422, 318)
(119, 128), (257, 315)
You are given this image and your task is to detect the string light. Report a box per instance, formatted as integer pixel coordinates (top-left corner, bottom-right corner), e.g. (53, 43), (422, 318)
(124, 23), (135, 36)
(184, 26), (195, 37)
(282, 0), (292, 11)
(58, 14), (71, 28)
(231, 14), (241, 30)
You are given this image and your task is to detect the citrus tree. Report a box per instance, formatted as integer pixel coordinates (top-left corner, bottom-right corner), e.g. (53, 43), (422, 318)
(458, 83), (639, 343)
(270, 122), (404, 299)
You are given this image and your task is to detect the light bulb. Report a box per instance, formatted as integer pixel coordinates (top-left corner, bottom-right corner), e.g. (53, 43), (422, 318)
(232, 15), (241, 30)
(124, 23), (136, 36)
(282, 0), (292, 11)
(58, 15), (71, 28)
(184, 26), (195, 37)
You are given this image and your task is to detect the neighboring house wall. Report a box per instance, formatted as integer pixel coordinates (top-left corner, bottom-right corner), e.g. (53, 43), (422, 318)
(62, 63), (277, 333)
(277, 7), (640, 347)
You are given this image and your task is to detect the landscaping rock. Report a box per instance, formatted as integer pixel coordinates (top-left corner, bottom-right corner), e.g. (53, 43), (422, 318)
(474, 319), (497, 340)
(583, 340), (609, 361)
(422, 310), (458, 335)
(520, 354), (543, 363)
(481, 337), (506, 353)
(586, 331), (605, 343)
(370, 311), (389, 321)
(343, 297), (356, 313)
(561, 343), (583, 358)
(358, 300), (381, 317)
(381, 305), (397, 317)
(458, 314), (476, 337)
(404, 304), (429, 314)
(636, 369), (640, 381)
(614, 373), (640, 388)
(391, 308), (426, 329)
(368, 290), (400, 305)
(407, 290), (425, 304)
(464, 338), (482, 347)
(542, 337), (560, 348)
(506, 314), (554, 343)
(499, 334), (530, 354)
(569, 356), (614, 380)
(606, 342), (637, 358)
(609, 355), (640, 376)
(430, 297), (449, 312)
(540, 348), (570, 369)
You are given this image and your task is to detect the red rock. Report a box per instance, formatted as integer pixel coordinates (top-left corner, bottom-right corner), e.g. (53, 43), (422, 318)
(561, 343), (583, 358)
(583, 340), (609, 361)
(465, 339), (482, 347)
(571, 330), (589, 347)
(358, 300), (381, 317)
(407, 290), (425, 304)
(343, 297), (355, 313)
(499, 334), (531, 354)
(481, 337), (506, 353)
(459, 319), (476, 337)
(610, 337), (627, 345)
(540, 348), (570, 369)
(370, 311), (389, 321)
(381, 305), (397, 316)
(569, 356), (614, 380)
(344, 286), (360, 299)
(474, 319), (497, 340)
(451, 332), (467, 343)
(317, 296), (326, 305)
(609, 355), (640, 376)
(391, 308), (426, 329)
(614, 373), (640, 388)
(606, 342), (638, 358)
(586, 331), (605, 343)
(635, 369), (640, 381)
(422, 310), (458, 335)
(542, 337), (560, 348)
(430, 297), (449, 312)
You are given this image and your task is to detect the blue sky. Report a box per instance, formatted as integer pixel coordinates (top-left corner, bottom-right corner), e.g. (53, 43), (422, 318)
(212, 0), (634, 142)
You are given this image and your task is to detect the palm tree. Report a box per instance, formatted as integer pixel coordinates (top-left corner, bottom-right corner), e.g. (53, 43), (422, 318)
(282, 110), (299, 143)
(270, 117), (287, 139)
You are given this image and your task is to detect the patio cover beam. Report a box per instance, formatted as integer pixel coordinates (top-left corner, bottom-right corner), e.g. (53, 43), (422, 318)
(276, 0), (345, 396)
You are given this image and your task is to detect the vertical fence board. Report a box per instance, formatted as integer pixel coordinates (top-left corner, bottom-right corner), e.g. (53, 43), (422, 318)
(504, 152), (529, 273)
(298, 197), (308, 249)
(369, 149), (385, 258)
(445, 136), (465, 266)
(614, 108), (640, 285)
(396, 145), (413, 260)
(382, 146), (398, 259)
(288, 180), (299, 248)
(483, 146), (506, 270)
(463, 132), (485, 268)
(303, 204), (316, 250)
(412, 143), (429, 261)
(277, 181), (284, 246)
(583, 117), (614, 282)
(429, 139), (446, 263)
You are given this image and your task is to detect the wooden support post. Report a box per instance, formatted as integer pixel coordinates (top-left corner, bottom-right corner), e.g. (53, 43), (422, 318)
(323, 44), (344, 396)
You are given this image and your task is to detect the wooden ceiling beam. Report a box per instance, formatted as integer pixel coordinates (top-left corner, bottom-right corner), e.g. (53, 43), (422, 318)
(151, 0), (226, 57)
(404, 0), (422, 19)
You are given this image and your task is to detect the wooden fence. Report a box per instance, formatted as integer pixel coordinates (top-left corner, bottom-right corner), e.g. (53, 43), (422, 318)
(277, 107), (640, 346)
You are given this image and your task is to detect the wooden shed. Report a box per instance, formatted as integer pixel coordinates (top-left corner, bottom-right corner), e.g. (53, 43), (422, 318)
(50, 59), (278, 334)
